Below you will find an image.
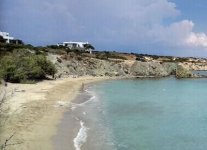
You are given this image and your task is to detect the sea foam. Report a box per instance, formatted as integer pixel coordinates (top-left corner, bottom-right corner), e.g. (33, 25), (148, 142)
(70, 94), (96, 111)
(73, 121), (89, 150)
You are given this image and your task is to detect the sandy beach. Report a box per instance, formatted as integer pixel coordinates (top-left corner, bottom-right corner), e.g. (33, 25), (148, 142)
(0, 76), (108, 150)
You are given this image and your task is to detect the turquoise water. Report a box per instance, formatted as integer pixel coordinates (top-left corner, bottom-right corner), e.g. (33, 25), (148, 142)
(88, 78), (207, 150)
(193, 70), (207, 76)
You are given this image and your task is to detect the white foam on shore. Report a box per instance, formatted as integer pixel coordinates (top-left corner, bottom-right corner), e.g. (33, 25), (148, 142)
(70, 95), (96, 111)
(84, 89), (89, 93)
(73, 121), (89, 150)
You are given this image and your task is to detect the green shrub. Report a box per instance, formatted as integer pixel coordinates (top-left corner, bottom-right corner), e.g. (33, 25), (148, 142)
(83, 44), (95, 50)
(47, 45), (65, 49)
(0, 43), (35, 52)
(96, 53), (108, 60)
(0, 54), (57, 83)
(94, 51), (127, 60)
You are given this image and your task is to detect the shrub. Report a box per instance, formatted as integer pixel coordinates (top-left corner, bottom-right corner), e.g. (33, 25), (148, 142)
(96, 53), (108, 60)
(94, 51), (127, 60)
(47, 45), (66, 49)
(0, 43), (35, 52)
(83, 44), (95, 50)
(0, 54), (57, 83)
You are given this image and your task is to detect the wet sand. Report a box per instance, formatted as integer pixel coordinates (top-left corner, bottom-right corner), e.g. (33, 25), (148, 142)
(53, 82), (115, 150)
(53, 91), (92, 150)
(0, 76), (108, 150)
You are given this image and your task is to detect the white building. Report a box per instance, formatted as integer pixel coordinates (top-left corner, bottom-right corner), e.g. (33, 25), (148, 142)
(0, 31), (14, 43)
(57, 41), (94, 54)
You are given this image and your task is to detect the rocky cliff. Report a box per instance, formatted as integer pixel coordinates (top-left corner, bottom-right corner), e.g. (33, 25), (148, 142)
(130, 62), (176, 77)
(48, 54), (195, 78)
(176, 64), (194, 78)
(45, 47), (207, 79)
(178, 62), (207, 71)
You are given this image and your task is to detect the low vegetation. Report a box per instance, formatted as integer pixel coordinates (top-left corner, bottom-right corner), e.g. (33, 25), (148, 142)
(134, 53), (204, 63)
(46, 45), (128, 60)
(94, 51), (127, 60)
(0, 44), (56, 83)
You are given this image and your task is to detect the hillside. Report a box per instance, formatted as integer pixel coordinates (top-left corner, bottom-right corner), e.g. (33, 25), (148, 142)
(45, 46), (207, 78)
(1, 43), (207, 83)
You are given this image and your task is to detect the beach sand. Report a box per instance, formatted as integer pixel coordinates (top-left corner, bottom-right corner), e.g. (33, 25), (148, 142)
(0, 76), (107, 150)
(52, 84), (115, 150)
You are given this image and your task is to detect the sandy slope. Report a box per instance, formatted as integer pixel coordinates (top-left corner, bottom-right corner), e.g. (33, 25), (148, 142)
(0, 76), (107, 150)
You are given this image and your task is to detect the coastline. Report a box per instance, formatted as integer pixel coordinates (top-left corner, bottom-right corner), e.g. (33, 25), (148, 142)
(52, 81), (109, 150)
(1, 75), (207, 149)
(0, 76), (109, 150)
(53, 77), (128, 150)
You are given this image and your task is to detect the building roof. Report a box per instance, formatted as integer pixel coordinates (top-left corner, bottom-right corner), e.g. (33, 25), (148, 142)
(0, 31), (14, 40)
(63, 41), (89, 44)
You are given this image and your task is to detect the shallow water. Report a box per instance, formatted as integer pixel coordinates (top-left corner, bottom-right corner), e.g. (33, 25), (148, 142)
(54, 77), (207, 150)
(193, 70), (207, 76)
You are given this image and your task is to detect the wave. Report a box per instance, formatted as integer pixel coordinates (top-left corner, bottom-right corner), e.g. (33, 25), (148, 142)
(70, 92), (96, 110)
(73, 120), (89, 150)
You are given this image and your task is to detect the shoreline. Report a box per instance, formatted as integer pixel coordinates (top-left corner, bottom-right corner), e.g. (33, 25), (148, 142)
(52, 82), (101, 150)
(0, 76), (109, 150)
(1, 75), (205, 149)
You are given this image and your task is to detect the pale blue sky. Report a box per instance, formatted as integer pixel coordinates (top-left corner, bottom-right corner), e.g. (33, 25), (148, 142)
(1, 0), (207, 57)
(170, 0), (207, 31)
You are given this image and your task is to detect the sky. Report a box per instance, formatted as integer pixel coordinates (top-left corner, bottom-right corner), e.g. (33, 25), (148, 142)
(1, 0), (207, 57)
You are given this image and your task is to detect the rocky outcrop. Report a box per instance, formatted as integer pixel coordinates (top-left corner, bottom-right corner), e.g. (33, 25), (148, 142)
(48, 54), (179, 78)
(48, 54), (129, 77)
(178, 62), (207, 71)
(130, 62), (176, 77)
(176, 64), (193, 78)
(48, 53), (207, 79)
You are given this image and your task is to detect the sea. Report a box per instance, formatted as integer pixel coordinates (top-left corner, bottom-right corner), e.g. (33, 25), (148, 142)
(54, 77), (207, 150)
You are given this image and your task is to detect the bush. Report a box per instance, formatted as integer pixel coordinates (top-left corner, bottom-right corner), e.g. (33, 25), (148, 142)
(0, 43), (35, 52)
(96, 53), (108, 60)
(0, 54), (57, 83)
(47, 45), (65, 49)
(83, 44), (95, 50)
(95, 51), (127, 60)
